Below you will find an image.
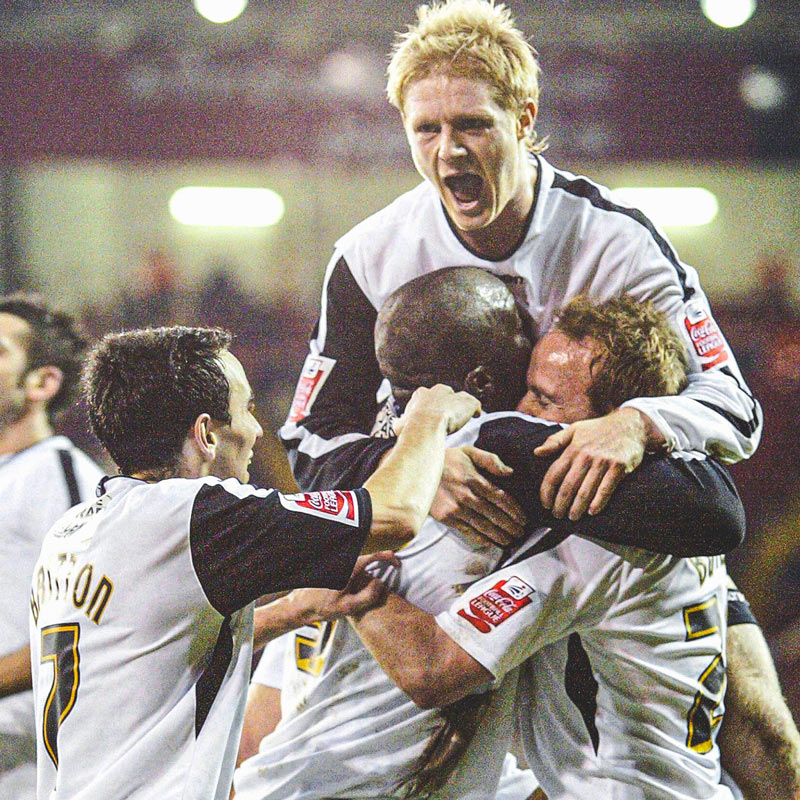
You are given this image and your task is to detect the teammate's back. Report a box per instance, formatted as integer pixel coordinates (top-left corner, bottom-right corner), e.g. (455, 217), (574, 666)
(30, 477), (257, 799)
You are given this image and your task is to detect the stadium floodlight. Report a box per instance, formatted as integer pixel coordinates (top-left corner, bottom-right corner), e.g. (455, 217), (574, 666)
(169, 187), (285, 228)
(700, 0), (756, 29)
(610, 187), (719, 228)
(193, 0), (248, 25)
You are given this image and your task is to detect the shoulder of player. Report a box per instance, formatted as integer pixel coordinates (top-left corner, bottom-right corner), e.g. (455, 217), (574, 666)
(537, 160), (697, 295)
(332, 182), (443, 299)
(334, 180), (432, 250)
(0, 436), (91, 485)
(179, 476), (277, 513)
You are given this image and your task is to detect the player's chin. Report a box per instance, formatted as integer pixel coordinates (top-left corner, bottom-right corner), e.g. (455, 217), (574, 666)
(449, 205), (492, 231)
(443, 193), (493, 230)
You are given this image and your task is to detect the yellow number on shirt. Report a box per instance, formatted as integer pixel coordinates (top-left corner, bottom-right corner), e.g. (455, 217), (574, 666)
(295, 621), (337, 676)
(683, 597), (726, 753)
(40, 623), (81, 767)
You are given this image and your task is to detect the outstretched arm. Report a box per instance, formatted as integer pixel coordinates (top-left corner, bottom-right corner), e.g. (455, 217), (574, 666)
(719, 620), (800, 800)
(350, 592), (490, 709)
(362, 385), (481, 552)
(0, 644), (32, 698)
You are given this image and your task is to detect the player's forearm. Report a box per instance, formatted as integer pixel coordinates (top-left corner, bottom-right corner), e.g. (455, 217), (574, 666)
(350, 593), (490, 708)
(253, 592), (333, 650)
(719, 624), (800, 799)
(719, 698), (800, 800)
(363, 411), (449, 552)
(554, 453), (745, 556)
(0, 644), (32, 698)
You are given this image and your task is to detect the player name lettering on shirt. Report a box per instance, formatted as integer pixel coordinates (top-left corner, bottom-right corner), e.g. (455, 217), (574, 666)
(30, 552), (114, 626)
(689, 555), (725, 584)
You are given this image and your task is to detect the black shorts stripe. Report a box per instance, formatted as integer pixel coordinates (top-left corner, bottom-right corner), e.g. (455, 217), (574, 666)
(550, 168), (694, 302)
(57, 449), (81, 506)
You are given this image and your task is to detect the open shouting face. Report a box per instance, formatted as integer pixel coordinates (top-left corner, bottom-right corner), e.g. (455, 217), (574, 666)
(402, 72), (534, 237)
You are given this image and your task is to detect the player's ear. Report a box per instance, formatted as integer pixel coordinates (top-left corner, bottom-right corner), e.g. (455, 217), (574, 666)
(517, 99), (537, 140)
(23, 365), (63, 403)
(464, 366), (496, 407)
(191, 414), (216, 461)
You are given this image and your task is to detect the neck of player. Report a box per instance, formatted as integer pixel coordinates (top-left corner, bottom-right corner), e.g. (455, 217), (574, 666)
(453, 165), (536, 261)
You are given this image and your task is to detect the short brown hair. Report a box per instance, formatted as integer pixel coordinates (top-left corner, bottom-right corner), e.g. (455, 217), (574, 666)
(554, 295), (689, 416)
(83, 326), (232, 475)
(387, 0), (546, 153)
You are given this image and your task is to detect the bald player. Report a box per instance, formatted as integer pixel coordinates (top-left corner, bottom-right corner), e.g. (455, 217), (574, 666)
(234, 270), (743, 800)
(348, 283), (758, 798)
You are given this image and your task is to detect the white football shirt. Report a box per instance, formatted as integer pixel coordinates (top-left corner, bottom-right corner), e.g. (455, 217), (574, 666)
(0, 436), (103, 799)
(437, 542), (734, 799)
(30, 475), (370, 800)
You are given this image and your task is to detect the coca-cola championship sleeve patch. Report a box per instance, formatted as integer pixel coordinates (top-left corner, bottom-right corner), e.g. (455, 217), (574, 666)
(683, 300), (730, 370)
(278, 490), (360, 527)
(457, 576), (536, 633)
(288, 354), (337, 423)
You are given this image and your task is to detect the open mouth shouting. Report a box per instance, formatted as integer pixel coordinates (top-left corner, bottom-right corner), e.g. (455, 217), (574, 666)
(442, 173), (484, 214)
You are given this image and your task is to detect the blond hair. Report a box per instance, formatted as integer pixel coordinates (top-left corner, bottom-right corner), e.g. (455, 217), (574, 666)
(387, 0), (545, 152)
(554, 295), (689, 415)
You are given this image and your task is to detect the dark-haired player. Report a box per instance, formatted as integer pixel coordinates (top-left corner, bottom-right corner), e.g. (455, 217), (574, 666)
(28, 324), (480, 800)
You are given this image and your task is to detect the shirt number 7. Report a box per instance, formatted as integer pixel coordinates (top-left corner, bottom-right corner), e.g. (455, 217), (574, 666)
(40, 623), (81, 768)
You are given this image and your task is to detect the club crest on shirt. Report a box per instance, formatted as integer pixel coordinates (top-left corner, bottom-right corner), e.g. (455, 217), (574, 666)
(288, 354), (336, 422)
(279, 490), (359, 527)
(457, 576), (534, 633)
(683, 301), (729, 370)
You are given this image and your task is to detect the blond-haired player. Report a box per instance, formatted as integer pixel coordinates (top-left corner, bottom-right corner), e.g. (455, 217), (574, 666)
(280, 0), (759, 548)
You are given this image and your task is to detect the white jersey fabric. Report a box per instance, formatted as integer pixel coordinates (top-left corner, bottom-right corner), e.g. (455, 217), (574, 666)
(235, 417), (545, 800)
(251, 634), (537, 800)
(437, 540), (734, 800)
(29, 475), (371, 800)
(0, 436), (103, 799)
(236, 411), (743, 800)
(281, 155), (760, 491)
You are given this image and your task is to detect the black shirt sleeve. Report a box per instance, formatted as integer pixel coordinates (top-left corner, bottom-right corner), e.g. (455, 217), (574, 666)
(189, 482), (372, 615)
(474, 416), (746, 557)
(727, 585), (760, 627)
(284, 257), (390, 491)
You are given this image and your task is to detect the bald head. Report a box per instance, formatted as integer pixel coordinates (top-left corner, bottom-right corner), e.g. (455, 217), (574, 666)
(375, 267), (532, 413)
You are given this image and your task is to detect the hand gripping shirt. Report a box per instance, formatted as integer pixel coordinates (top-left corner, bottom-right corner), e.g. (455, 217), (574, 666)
(437, 544), (734, 800)
(280, 155), (761, 491)
(29, 475), (370, 800)
(0, 436), (103, 800)
(235, 412), (744, 800)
